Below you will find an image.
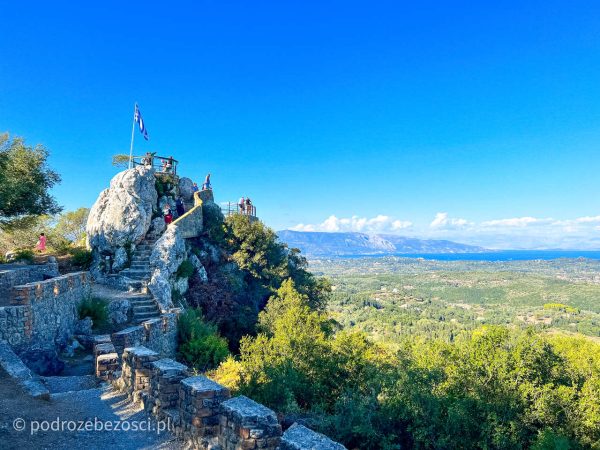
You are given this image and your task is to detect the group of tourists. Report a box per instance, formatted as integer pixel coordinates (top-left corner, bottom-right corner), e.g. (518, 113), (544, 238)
(140, 153), (176, 174)
(162, 173), (212, 224)
(237, 197), (254, 215)
(163, 195), (186, 224)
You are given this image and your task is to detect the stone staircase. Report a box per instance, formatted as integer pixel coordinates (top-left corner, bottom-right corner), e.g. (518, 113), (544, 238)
(129, 291), (160, 323)
(119, 238), (155, 282)
(118, 237), (161, 322)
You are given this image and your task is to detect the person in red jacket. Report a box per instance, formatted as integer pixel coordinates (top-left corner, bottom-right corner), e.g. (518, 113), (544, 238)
(164, 209), (173, 224)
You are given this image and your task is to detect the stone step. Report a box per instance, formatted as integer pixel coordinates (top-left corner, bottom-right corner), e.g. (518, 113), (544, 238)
(122, 268), (151, 275)
(130, 299), (155, 306)
(133, 305), (158, 313)
(130, 263), (150, 269)
(130, 258), (150, 264)
(133, 312), (159, 322)
(124, 274), (150, 281)
(129, 297), (153, 304)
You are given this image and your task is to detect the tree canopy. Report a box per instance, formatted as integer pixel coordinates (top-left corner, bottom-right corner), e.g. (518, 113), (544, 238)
(0, 134), (61, 228)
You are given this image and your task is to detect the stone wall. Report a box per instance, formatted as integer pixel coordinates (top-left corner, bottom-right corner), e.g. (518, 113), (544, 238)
(110, 311), (178, 358)
(95, 345), (346, 450)
(172, 191), (204, 239)
(0, 271), (90, 350)
(0, 262), (59, 305)
(0, 305), (31, 347)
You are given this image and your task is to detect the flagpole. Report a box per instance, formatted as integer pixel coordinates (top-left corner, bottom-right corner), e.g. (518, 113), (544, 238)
(128, 103), (136, 169)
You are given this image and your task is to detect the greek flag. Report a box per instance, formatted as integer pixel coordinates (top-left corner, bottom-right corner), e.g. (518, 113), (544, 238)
(134, 104), (149, 140)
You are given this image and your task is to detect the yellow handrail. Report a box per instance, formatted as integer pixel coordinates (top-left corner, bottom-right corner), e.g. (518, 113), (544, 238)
(171, 191), (203, 226)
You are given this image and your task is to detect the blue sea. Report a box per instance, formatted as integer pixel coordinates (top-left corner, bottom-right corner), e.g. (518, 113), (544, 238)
(342, 250), (600, 262)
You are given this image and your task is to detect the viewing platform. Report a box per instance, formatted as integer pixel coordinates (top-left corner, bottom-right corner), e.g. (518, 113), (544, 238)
(131, 154), (179, 178)
(222, 201), (258, 221)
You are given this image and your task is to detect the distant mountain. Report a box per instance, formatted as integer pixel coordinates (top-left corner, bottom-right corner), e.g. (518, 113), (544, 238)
(277, 230), (486, 257)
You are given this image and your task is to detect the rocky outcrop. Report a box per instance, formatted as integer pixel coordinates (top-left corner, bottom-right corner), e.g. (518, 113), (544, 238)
(87, 166), (158, 276)
(178, 177), (194, 201)
(148, 226), (187, 311)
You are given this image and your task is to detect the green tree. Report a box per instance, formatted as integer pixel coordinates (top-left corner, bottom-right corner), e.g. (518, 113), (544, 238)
(54, 207), (89, 245)
(0, 134), (61, 227)
(224, 214), (330, 309)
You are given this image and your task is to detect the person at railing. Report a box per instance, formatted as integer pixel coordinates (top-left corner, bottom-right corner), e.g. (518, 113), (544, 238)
(176, 196), (185, 217)
(141, 152), (154, 167)
(238, 197), (245, 214)
(245, 197), (253, 215)
(164, 156), (174, 173)
(202, 173), (211, 190)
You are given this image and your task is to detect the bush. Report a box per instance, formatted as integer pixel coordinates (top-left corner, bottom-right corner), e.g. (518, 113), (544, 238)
(13, 249), (35, 264)
(69, 247), (92, 269)
(178, 309), (229, 372)
(176, 260), (195, 279)
(77, 297), (108, 329)
(50, 236), (72, 255)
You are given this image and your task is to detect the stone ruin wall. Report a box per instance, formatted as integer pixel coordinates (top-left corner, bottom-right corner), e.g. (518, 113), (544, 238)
(0, 271), (90, 350)
(95, 345), (346, 450)
(0, 262), (59, 301)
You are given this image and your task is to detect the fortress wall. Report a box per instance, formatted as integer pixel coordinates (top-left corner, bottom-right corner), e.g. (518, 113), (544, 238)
(0, 271), (90, 350)
(0, 262), (59, 304)
(110, 311), (179, 358)
(96, 345), (347, 450)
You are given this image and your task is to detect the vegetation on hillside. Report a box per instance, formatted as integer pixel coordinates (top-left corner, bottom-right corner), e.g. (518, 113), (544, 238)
(184, 208), (330, 349)
(0, 134), (61, 228)
(210, 279), (600, 449)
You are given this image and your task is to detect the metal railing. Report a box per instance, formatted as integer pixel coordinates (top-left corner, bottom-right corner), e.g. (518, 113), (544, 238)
(132, 154), (179, 176)
(221, 202), (257, 218)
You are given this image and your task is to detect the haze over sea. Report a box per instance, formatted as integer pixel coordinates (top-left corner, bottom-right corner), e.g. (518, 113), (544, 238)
(339, 250), (600, 262)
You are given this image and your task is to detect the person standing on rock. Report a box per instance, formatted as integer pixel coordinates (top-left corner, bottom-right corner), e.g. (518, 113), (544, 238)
(176, 196), (185, 217)
(192, 182), (199, 193)
(202, 173), (211, 190)
(35, 233), (47, 252)
(238, 197), (245, 214)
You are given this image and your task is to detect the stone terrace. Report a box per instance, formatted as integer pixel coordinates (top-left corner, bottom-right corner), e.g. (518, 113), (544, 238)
(96, 345), (347, 450)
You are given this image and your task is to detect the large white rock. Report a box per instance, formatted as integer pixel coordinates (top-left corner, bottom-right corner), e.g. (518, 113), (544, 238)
(86, 166), (157, 253)
(178, 177), (195, 201)
(148, 226), (186, 311)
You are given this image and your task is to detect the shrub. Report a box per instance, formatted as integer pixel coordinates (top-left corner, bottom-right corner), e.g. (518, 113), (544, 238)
(13, 249), (35, 264)
(50, 236), (73, 255)
(69, 247), (93, 269)
(77, 297), (108, 329)
(178, 309), (229, 372)
(176, 260), (195, 279)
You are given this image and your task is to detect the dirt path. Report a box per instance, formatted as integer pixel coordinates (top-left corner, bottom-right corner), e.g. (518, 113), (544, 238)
(0, 369), (183, 450)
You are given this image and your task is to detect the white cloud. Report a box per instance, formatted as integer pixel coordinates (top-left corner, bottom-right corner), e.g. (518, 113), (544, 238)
(290, 212), (600, 249)
(430, 212), (471, 229)
(291, 214), (413, 233)
(480, 217), (553, 227)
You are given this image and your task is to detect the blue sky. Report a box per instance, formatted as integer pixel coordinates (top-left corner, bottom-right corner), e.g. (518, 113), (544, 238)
(2, 1), (600, 248)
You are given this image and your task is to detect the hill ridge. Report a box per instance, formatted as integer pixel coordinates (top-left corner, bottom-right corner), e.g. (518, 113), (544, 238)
(277, 230), (486, 256)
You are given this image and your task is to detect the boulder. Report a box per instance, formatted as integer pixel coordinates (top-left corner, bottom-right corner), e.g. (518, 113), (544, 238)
(112, 246), (129, 272)
(107, 298), (131, 324)
(86, 166), (157, 254)
(173, 277), (189, 296)
(189, 254), (208, 283)
(178, 177), (194, 201)
(148, 226), (187, 311)
(75, 317), (93, 336)
(147, 217), (166, 240)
